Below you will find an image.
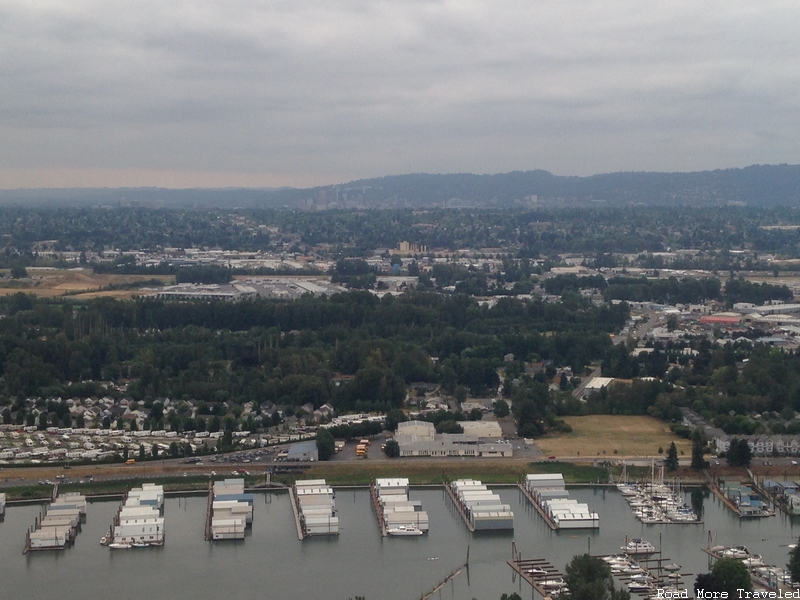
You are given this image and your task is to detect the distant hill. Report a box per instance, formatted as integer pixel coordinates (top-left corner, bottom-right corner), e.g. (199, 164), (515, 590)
(3, 164), (800, 208)
(270, 164), (800, 208)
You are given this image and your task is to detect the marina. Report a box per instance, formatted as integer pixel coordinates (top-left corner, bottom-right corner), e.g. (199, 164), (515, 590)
(507, 550), (567, 598)
(703, 537), (796, 592)
(522, 473), (600, 529)
(602, 551), (692, 597)
(712, 478), (775, 518)
(3, 485), (800, 600)
(618, 462), (701, 524)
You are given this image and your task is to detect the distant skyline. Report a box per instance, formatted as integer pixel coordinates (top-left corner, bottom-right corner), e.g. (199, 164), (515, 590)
(2, 1), (800, 189)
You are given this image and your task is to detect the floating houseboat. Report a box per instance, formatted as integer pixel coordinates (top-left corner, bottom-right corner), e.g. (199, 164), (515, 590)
(108, 483), (165, 548)
(209, 478), (253, 540)
(24, 492), (87, 552)
(450, 479), (513, 530)
(374, 478), (428, 536)
(524, 473), (600, 529)
(295, 479), (338, 536)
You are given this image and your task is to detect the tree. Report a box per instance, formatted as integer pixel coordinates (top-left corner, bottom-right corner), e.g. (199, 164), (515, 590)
(10, 264), (28, 279)
(694, 572), (717, 596)
(435, 420), (464, 434)
(726, 438), (752, 467)
(468, 407), (483, 421)
(138, 445), (145, 461)
(454, 385), (468, 403)
(691, 429), (708, 470)
(316, 428), (335, 461)
(665, 442), (679, 471)
(788, 537), (800, 583)
(493, 399), (510, 418)
(385, 409), (407, 432)
(711, 559), (751, 597)
(383, 439), (400, 458)
(562, 553), (629, 600)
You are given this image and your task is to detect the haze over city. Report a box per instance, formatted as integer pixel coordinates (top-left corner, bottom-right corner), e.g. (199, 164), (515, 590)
(2, 0), (800, 189)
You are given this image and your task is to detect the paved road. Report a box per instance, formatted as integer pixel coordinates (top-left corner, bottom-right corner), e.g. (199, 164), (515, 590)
(573, 366), (602, 398)
(632, 311), (661, 340)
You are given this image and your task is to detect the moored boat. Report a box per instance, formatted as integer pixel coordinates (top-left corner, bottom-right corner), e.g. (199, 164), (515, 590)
(109, 542), (131, 549)
(621, 538), (657, 555)
(387, 525), (423, 536)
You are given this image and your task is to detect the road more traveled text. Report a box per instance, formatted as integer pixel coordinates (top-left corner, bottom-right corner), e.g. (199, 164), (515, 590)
(658, 591), (800, 599)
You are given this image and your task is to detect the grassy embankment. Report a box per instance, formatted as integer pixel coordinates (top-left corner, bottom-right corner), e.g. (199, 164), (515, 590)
(272, 461), (609, 487)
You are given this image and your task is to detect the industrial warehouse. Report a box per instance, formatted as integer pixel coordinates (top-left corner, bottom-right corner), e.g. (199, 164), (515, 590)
(395, 420), (513, 458)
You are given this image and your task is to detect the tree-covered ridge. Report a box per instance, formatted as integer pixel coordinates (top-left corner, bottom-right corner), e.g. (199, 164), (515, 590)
(269, 164), (800, 208)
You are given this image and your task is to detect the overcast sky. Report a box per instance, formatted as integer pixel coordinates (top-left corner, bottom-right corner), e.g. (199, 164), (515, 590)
(1, 0), (799, 189)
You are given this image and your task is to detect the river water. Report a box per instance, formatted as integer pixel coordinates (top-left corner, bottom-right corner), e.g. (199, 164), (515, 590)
(1, 486), (798, 600)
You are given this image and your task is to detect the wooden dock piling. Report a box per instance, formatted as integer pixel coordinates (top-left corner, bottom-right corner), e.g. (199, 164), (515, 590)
(518, 482), (557, 530)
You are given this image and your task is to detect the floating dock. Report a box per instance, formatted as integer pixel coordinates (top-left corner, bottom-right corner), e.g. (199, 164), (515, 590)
(447, 479), (513, 531)
(208, 478), (253, 541)
(369, 481), (388, 536)
(507, 554), (566, 597)
(23, 492), (86, 554)
(522, 473), (600, 529)
(599, 553), (691, 596)
(373, 478), (428, 537)
(711, 479), (774, 518)
(106, 483), (165, 549)
(294, 479), (338, 538)
(288, 485), (304, 540)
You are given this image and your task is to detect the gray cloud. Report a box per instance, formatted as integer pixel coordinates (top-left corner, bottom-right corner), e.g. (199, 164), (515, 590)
(1, 0), (799, 187)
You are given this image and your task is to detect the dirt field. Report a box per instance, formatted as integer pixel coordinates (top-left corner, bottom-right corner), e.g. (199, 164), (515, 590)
(535, 415), (691, 458)
(0, 269), (173, 298)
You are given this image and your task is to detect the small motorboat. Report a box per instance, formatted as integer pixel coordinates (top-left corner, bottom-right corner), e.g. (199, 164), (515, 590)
(628, 581), (652, 592)
(99, 536), (107, 545)
(131, 542), (150, 548)
(109, 542), (131, 550)
(540, 578), (567, 590)
(526, 567), (548, 577)
(663, 563), (681, 572)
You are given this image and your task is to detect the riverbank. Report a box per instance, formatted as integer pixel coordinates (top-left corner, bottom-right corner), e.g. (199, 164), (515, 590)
(0, 459), (717, 502)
